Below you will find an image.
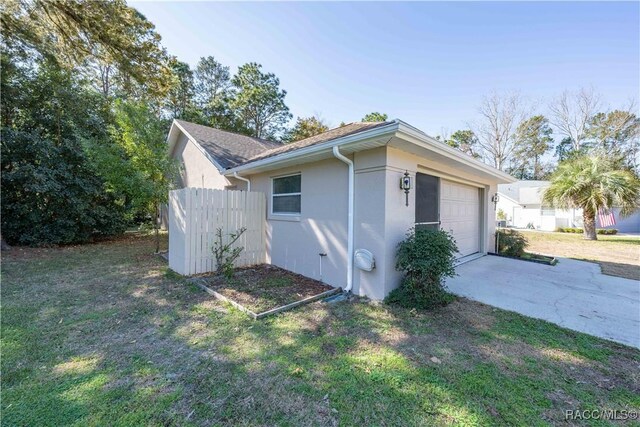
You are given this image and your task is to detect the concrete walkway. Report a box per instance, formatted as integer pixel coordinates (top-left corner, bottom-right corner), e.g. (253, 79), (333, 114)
(446, 255), (640, 349)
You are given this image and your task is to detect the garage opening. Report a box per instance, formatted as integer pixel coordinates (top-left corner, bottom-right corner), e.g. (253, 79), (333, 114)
(415, 173), (482, 258)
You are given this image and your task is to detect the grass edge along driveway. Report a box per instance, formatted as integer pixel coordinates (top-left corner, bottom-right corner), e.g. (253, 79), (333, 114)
(2, 234), (639, 426)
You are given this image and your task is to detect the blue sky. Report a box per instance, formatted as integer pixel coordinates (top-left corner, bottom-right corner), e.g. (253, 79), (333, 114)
(132, 1), (639, 137)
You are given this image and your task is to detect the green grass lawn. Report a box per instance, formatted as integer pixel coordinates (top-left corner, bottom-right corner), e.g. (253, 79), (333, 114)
(2, 235), (639, 426)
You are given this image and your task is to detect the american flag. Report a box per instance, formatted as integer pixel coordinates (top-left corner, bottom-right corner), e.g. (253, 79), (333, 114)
(598, 208), (616, 228)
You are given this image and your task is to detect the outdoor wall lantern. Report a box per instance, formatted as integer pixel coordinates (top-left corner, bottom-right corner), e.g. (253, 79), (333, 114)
(491, 193), (500, 210)
(400, 171), (412, 206)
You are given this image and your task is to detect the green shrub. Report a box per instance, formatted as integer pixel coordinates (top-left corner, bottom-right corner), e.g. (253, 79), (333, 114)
(385, 228), (457, 309)
(496, 229), (528, 257)
(555, 227), (618, 235)
(1, 129), (128, 246)
(555, 227), (581, 233)
(598, 229), (618, 235)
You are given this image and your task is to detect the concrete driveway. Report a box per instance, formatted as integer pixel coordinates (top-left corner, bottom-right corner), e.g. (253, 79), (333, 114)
(446, 255), (640, 349)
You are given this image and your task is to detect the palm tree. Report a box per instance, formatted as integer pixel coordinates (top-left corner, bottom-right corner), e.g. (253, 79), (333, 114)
(543, 156), (640, 240)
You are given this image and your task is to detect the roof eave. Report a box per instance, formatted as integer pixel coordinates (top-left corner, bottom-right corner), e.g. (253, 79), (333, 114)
(395, 121), (516, 184)
(223, 119), (516, 184)
(224, 121), (401, 175)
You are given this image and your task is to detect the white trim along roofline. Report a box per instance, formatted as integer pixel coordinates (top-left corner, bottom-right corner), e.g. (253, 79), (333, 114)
(224, 120), (401, 175)
(223, 119), (515, 183)
(394, 121), (515, 183)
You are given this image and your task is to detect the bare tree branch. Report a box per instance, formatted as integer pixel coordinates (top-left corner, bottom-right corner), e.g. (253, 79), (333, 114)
(549, 87), (601, 150)
(473, 92), (527, 170)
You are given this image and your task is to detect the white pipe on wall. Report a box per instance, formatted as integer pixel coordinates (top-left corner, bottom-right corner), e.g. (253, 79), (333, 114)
(233, 172), (251, 192)
(332, 146), (354, 292)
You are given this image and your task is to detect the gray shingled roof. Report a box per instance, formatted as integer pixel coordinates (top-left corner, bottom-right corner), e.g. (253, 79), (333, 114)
(245, 122), (392, 163)
(176, 120), (392, 170)
(175, 120), (282, 169)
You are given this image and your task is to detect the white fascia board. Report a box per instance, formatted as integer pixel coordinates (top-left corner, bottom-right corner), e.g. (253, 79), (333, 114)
(169, 120), (225, 172)
(223, 121), (400, 176)
(222, 118), (516, 183)
(166, 120), (180, 153)
(395, 121), (517, 183)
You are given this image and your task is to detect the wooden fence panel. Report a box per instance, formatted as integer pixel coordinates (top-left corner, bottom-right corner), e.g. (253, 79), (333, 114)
(168, 188), (266, 275)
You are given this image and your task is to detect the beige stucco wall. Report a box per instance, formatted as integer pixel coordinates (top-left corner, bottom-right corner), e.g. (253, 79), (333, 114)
(354, 147), (497, 299)
(169, 126), (506, 298)
(352, 148), (392, 299)
(246, 149), (396, 298)
(246, 148), (409, 298)
(245, 146), (502, 300)
(387, 148), (498, 258)
(248, 158), (350, 289)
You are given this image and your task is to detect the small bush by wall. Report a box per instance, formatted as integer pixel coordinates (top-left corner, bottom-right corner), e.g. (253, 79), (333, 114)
(598, 229), (618, 235)
(496, 229), (528, 257)
(385, 228), (457, 309)
(555, 227), (618, 235)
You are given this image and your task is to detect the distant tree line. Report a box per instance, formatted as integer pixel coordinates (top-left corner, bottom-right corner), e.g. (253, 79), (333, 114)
(2, 0), (637, 247)
(438, 89), (639, 179)
(0, 0), (388, 246)
(1, 0), (185, 247)
(437, 90), (640, 242)
(164, 56), (390, 141)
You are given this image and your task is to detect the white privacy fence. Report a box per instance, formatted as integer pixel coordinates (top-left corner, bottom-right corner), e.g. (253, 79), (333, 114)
(168, 188), (266, 275)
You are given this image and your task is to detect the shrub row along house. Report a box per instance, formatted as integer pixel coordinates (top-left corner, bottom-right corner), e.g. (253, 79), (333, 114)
(166, 119), (514, 299)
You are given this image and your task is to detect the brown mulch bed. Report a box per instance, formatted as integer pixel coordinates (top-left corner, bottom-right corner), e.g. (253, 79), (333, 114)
(198, 264), (336, 313)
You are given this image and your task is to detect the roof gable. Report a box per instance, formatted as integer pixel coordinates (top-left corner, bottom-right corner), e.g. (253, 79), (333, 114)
(169, 119), (391, 171)
(167, 119), (515, 185)
(172, 120), (282, 170)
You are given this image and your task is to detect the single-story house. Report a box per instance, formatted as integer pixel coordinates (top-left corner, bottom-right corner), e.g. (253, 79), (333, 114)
(167, 119), (515, 300)
(496, 181), (581, 231)
(497, 181), (640, 233)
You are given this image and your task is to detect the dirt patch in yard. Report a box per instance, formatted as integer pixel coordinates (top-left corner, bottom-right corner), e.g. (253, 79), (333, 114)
(597, 260), (640, 281)
(521, 231), (640, 280)
(198, 265), (336, 313)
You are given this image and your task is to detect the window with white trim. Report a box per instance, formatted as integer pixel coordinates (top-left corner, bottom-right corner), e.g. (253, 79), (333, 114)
(272, 174), (301, 215)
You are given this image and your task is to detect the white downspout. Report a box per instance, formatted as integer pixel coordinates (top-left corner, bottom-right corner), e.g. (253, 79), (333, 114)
(233, 172), (251, 192)
(332, 146), (354, 292)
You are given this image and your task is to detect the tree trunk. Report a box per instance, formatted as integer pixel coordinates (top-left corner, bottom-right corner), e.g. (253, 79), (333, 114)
(154, 203), (161, 254)
(583, 211), (597, 241)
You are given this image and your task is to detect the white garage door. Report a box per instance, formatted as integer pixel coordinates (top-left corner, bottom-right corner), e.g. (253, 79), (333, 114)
(440, 180), (481, 257)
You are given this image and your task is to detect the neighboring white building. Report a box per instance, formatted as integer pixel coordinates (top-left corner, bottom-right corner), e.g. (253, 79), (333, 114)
(497, 181), (581, 231)
(166, 119), (515, 300)
(497, 181), (640, 233)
